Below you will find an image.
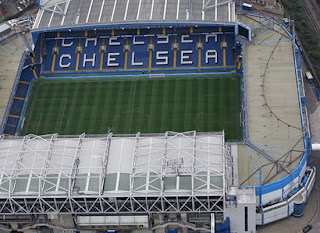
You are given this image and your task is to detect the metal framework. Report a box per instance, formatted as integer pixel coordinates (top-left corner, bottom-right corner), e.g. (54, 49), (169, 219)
(203, 0), (232, 11)
(33, 0), (236, 31)
(38, 0), (71, 16)
(0, 131), (231, 215)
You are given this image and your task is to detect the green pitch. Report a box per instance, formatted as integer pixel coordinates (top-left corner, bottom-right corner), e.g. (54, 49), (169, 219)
(20, 74), (242, 141)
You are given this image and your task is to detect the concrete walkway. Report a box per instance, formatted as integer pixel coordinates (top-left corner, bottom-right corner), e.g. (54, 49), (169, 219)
(257, 48), (320, 233)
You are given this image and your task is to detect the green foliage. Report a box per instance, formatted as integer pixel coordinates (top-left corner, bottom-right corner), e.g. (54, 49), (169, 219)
(26, 2), (35, 9)
(0, 15), (11, 24)
(281, 0), (320, 77)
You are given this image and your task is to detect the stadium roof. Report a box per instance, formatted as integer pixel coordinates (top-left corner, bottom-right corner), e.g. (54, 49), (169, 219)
(33, 0), (236, 32)
(237, 14), (306, 190)
(0, 131), (229, 197)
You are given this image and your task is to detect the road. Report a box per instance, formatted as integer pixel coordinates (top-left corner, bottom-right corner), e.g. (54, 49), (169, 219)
(303, 62), (320, 233)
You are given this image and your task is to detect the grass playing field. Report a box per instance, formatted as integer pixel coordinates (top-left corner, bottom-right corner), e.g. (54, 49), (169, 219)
(20, 74), (242, 141)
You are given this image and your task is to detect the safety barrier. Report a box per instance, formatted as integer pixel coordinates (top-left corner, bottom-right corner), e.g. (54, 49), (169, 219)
(256, 167), (316, 225)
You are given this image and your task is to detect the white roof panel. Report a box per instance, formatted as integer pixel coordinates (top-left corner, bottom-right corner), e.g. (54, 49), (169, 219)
(33, 0), (236, 31)
(0, 131), (228, 196)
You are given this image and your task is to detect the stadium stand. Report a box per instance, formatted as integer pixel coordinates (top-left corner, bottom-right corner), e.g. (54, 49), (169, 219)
(3, 62), (41, 136)
(1, 28), (40, 136)
(0, 0), (315, 232)
(43, 31), (236, 73)
(0, 29), (34, 136)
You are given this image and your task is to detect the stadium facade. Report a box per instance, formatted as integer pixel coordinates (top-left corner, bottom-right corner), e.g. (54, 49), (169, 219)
(0, 0), (315, 233)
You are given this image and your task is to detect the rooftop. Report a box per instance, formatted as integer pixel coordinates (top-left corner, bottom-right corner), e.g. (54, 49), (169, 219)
(0, 31), (32, 133)
(237, 14), (305, 187)
(0, 131), (230, 197)
(33, 0), (236, 32)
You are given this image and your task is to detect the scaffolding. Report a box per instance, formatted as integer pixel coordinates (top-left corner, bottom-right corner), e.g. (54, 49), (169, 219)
(0, 131), (231, 215)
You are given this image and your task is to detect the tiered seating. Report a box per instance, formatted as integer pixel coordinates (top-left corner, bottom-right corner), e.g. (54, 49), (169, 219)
(0, 31), (33, 136)
(79, 37), (104, 70)
(2, 28), (238, 136)
(127, 36), (152, 70)
(3, 62), (40, 136)
(43, 39), (56, 71)
(236, 42), (243, 73)
(225, 33), (235, 66)
(15, 83), (29, 98)
(24, 37), (42, 66)
(57, 38), (78, 71)
(44, 31), (236, 73)
(176, 35), (198, 68)
(151, 35), (175, 68)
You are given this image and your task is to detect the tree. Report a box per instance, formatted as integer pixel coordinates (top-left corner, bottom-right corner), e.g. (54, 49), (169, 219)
(0, 0), (10, 12)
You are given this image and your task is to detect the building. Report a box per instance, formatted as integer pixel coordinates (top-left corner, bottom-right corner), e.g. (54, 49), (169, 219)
(0, 0), (315, 232)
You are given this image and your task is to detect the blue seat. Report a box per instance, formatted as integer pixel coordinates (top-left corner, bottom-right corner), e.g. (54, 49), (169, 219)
(6, 116), (19, 126)
(3, 124), (16, 135)
(316, 88), (320, 100)
(9, 99), (24, 116)
(42, 31), (236, 73)
(176, 35), (198, 68)
(15, 83), (29, 98)
(54, 38), (78, 71)
(78, 38), (103, 71)
(20, 65), (39, 82)
(151, 35), (175, 69)
(201, 33), (224, 67)
(127, 36), (150, 70)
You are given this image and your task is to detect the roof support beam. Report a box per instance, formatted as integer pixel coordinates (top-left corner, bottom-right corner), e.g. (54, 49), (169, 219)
(99, 132), (112, 194)
(61, 0), (71, 25)
(40, 0), (53, 8)
(136, 0), (142, 21)
(111, 0), (118, 22)
(192, 131), (196, 197)
(86, 0), (94, 24)
(124, 0), (130, 21)
(163, 0), (168, 20)
(43, 5), (65, 16)
(130, 132), (140, 194)
(0, 195), (224, 214)
(10, 135), (29, 194)
(160, 131), (169, 193)
(203, 0), (230, 11)
(41, 134), (57, 193)
(69, 133), (85, 195)
(98, 0), (106, 23)
(150, 0), (155, 20)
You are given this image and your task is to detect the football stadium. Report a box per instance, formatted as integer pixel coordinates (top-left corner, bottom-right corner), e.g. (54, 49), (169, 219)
(0, 0), (316, 233)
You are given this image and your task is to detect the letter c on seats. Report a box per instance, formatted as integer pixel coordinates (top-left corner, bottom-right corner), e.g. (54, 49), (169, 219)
(59, 54), (71, 68)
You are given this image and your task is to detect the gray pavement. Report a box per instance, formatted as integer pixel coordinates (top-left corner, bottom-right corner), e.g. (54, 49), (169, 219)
(1, 0), (35, 18)
(303, 71), (320, 233)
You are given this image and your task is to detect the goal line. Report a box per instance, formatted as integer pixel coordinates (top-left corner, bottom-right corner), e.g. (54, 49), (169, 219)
(149, 73), (165, 79)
